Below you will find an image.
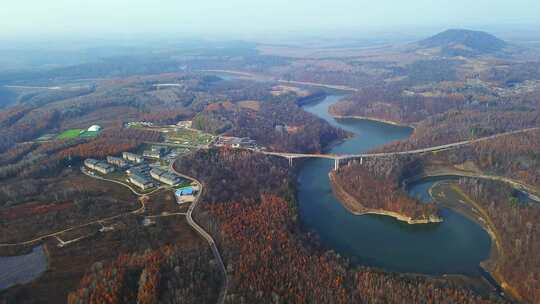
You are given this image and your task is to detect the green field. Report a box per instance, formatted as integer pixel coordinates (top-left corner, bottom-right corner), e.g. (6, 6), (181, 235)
(80, 131), (100, 138)
(57, 129), (100, 140)
(57, 129), (84, 139)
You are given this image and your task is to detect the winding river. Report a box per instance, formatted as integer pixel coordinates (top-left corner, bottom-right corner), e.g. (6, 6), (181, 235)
(298, 95), (492, 275)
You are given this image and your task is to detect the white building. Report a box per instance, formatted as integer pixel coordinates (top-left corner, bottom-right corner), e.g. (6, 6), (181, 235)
(123, 152), (144, 164)
(84, 158), (115, 174)
(150, 168), (181, 186)
(129, 174), (154, 190)
(87, 125), (102, 132)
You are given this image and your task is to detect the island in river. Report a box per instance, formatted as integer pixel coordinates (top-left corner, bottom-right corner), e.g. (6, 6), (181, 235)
(298, 94), (491, 277)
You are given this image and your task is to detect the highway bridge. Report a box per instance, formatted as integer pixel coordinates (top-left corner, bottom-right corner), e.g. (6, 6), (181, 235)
(258, 127), (540, 170)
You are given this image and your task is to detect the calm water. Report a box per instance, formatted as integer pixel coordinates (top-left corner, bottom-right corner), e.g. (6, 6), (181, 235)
(298, 95), (491, 275)
(0, 246), (47, 291)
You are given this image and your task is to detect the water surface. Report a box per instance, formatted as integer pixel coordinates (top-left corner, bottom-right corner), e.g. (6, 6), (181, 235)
(298, 95), (491, 275)
(0, 246), (47, 291)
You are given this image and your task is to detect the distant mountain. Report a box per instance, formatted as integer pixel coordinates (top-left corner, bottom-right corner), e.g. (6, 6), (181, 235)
(417, 29), (508, 57)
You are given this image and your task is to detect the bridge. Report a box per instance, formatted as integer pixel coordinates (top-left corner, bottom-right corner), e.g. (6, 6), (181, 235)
(257, 127), (540, 170)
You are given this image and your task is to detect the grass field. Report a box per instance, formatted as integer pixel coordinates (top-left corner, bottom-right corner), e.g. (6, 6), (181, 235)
(57, 129), (84, 139)
(57, 129), (100, 140)
(79, 131), (99, 138)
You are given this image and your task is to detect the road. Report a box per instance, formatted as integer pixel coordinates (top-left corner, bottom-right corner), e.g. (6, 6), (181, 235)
(169, 162), (229, 304)
(0, 170), (152, 247)
(0, 202), (143, 247)
(411, 170), (540, 203)
(259, 127), (540, 161)
(80, 167), (166, 197)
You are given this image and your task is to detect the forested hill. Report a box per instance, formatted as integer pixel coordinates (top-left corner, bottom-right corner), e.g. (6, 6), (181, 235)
(418, 29), (508, 56)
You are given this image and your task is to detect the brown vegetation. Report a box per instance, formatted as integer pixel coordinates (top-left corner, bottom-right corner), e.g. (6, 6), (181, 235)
(204, 194), (493, 303)
(456, 178), (540, 303)
(333, 157), (439, 221)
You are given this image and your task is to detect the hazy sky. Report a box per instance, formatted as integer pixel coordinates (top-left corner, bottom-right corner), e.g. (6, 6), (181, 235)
(1, 0), (539, 39)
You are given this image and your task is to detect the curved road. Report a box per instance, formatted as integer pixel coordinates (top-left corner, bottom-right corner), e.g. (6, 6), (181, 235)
(0, 169), (156, 247)
(169, 162), (229, 304)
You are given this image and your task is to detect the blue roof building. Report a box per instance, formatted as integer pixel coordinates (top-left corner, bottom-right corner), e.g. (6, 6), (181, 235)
(176, 187), (194, 196)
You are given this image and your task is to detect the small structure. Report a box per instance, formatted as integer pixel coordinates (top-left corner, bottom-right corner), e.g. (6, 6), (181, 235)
(84, 158), (115, 174)
(87, 125), (102, 132)
(128, 174), (154, 190)
(123, 152), (144, 164)
(142, 218), (155, 227)
(107, 156), (128, 168)
(175, 186), (198, 204)
(176, 120), (192, 128)
(176, 187), (194, 196)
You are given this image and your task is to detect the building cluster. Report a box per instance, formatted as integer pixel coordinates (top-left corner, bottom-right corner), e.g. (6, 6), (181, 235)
(143, 145), (169, 159)
(150, 168), (181, 186)
(84, 159), (115, 174)
(125, 121), (153, 128)
(214, 136), (256, 149)
(84, 148), (187, 192)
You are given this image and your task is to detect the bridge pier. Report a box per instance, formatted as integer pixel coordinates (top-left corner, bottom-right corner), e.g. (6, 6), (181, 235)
(334, 158), (340, 171)
(288, 157), (293, 167)
(360, 157), (363, 165)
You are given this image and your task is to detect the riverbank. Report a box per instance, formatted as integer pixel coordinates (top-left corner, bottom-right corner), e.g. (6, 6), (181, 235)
(407, 166), (540, 203)
(329, 171), (443, 224)
(429, 182), (522, 302)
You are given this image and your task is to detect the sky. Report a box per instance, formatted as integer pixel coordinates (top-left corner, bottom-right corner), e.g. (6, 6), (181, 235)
(1, 0), (539, 40)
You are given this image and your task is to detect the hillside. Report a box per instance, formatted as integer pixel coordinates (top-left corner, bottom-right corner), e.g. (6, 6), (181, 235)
(418, 29), (508, 56)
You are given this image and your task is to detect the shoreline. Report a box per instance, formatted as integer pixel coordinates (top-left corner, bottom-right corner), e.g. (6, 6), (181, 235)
(426, 175), (521, 300)
(406, 168), (540, 202)
(328, 172), (443, 225)
(430, 182), (522, 302)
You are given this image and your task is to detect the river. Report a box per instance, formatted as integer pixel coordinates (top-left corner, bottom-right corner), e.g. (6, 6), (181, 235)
(298, 95), (491, 275)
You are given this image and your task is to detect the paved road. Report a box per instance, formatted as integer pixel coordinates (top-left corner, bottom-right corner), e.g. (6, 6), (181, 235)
(80, 167), (165, 197)
(169, 162), (229, 304)
(259, 127), (540, 161)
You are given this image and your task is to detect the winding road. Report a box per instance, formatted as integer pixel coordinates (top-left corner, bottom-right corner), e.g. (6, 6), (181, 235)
(169, 162), (229, 304)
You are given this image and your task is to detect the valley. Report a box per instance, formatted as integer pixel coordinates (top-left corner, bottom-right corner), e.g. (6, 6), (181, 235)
(1, 27), (539, 303)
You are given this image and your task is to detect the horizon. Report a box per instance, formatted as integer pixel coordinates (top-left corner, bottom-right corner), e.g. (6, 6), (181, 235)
(1, 0), (540, 43)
